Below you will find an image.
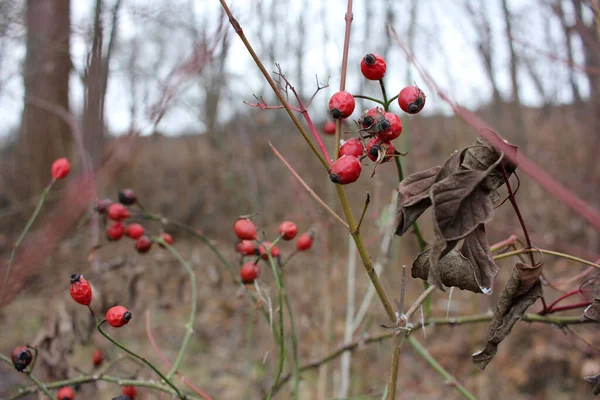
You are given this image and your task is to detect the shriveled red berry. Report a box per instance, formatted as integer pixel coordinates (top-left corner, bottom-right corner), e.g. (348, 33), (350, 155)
(360, 53), (387, 80)
(359, 107), (384, 129)
(339, 138), (365, 158)
(57, 386), (75, 400)
(236, 240), (256, 256)
(329, 91), (355, 119)
(259, 242), (280, 260)
(323, 121), (336, 135)
(376, 112), (402, 141)
(278, 221), (298, 240)
(95, 198), (112, 214)
(92, 348), (104, 367)
(108, 203), (129, 221)
(107, 222), (126, 241)
(135, 236), (152, 253)
(329, 155), (362, 185)
(398, 85), (426, 114)
(159, 233), (173, 246)
(118, 189), (137, 205)
(122, 386), (137, 399)
(240, 262), (260, 284)
(366, 137), (395, 163)
(125, 223), (145, 239)
(11, 346), (33, 372)
(106, 306), (132, 328)
(70, 274), (93, 306)
(234, 218), (257, 240)
(296, 232), (314, 251)
(51, 158), (71, 180)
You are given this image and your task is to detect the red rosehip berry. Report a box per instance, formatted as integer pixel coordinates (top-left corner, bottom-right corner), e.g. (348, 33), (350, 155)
(376, 112), (402, 141)
(329, 91), (355, 119)
(360, 53), (387, 80)
(240, 262), (260, 284)
(398, 85), (426, 114)
(278, 221), (298, 240)
(107, 221), (126, 241)
(11, 346), (33, 372)
(108, 203), (129, 221)
(359, 107), (384, 129)
(92, 348), (104, 367)
(323, 121), (336, 135)
(70, 274), (93, 306)
(51, 158), (71, 180)
(296, 232), (314, 251)
(95, 198), (112, 214)
(57, 386), (75, 400)
(329, 155), (362, 185)
(339, 138), (365, 158)
(234, 218), (257, 240)
(122, 386), (137, 399)
(126, 224), (145, 239)
(118, 189), (137, 206)
(258, 242), (281, 260)
(135, 236), (152, 253)
(106, 306), (132, 328)
(159, 233), (173, 246)
(236, 240), (256, 256)
(366, 137), (395, 163)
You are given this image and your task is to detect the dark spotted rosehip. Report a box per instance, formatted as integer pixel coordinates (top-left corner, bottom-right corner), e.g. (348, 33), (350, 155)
(360, 53), (387, 80)
(106, 306), (132, 328)
(11, 346), (33, 372)
(57, 386), (75, 400)
(92, 348), (104, 367)
(329, 91), (355, 119)
(118, 189), (137, 205)
(329, 155), (362, 185)
(398, 85), (426, 114)
(366, 137), (395, 163)
(375, 112), (402, 141)
(95, 198), (112, 214)
(70, 274), (93, 306)
(135, 236), (152, 253)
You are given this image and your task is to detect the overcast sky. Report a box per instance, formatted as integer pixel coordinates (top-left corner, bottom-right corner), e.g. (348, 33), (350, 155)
(0, 0), (591, 138)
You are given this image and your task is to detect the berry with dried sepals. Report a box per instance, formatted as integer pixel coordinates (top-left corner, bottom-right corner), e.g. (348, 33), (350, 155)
(70, 274), (93, 306)
(57, 386), (75, 400)
(92, 348), (104, 367)
(11, 346), (33, 372)
(107, 222), (126, 241)
(323, 121), (336, 135)
(51, 158), (71, 180)
(95, 198), (112, 214)
(236, 240), (256, 256)
(366, 137), (395, 163)
(108, 203), (129, 221)
(360, 53), (387, 80)
(278, 221), (298, 240)
(118, 189), (137, 205)
(259, 242), (281, 260)
(240, 262), (260, 284)
(375, 112), (402, 141)
(234, 218), (257, 240)
(296, 232), (314, 251)
(106, 306), (132, 328)
(135, 236), (152, 253)
(339, 138), (365, 158)
(329, 155), (362, 185)
(122, 386), (137, 399)
(398, 85), (426, 114)
(329, 91), (355, 119)
(358, 107), (384, 130)
(126, 223), (145, 239)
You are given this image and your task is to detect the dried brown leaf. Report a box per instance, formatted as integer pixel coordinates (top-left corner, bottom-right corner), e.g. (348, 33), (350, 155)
(584, 373), (600, 396)
(394, 166), (441, 236)
(582, 298), (600, 322)
(412, 248), (482, 293)
(431, 153), (503, 241)
(472, 262), (543, 370)
(460, 224), (499, 295)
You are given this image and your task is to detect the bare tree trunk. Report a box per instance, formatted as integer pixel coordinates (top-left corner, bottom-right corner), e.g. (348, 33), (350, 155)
(552, 1), (582, 103)
(16, 0), (71, 198)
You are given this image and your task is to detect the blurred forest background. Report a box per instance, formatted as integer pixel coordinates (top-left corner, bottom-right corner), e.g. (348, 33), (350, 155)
(1, 0), (600, 399)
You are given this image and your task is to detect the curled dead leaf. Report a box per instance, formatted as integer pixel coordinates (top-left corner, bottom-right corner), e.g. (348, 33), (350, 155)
(582, 298), (600, 322)
(395, 166), (441, 236)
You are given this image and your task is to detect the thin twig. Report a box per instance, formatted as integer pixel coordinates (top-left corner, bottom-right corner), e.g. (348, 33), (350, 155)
(493, 248), (600, 269)
(355, 192), (370, 233)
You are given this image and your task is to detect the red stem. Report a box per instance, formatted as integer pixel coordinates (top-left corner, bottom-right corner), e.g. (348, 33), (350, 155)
(545, 289), (583, 312)
(542, 301), (592, 315)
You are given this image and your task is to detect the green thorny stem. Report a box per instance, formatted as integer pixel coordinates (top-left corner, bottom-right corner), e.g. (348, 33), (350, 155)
(256, 234), (289, 400)
(153, 238), (197, 380)
(0, 353), (57, 400)
(89, 306), (186, 399)
(1, 179), (55, 303)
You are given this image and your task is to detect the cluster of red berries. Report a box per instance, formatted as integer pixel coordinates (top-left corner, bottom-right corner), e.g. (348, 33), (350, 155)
(96, 189), (173, 253)
(233, 217), (314, 284)
(323, 54), (426, 185)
